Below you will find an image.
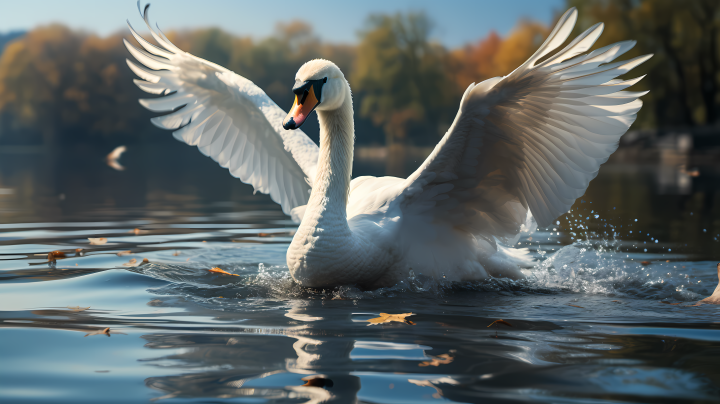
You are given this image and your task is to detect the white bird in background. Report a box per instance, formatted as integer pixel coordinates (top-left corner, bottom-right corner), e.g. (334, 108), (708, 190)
(126, 5), (651, 288)
(106, 145), (127, 171)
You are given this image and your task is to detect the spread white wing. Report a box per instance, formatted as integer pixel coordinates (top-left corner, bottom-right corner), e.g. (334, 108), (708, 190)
(125, 4), (318, 216)
(393, 8), (651, 240)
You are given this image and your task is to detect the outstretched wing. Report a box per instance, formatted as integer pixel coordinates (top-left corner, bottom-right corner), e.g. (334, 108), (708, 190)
(393, 8), (650, 240)
(125, 4), (318, 216)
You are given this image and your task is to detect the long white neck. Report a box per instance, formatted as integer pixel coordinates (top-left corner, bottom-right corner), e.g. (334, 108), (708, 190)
(301, 85), (354, 233)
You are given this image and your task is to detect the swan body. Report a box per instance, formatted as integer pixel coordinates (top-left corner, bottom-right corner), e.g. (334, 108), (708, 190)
(126, 5), (651, 288)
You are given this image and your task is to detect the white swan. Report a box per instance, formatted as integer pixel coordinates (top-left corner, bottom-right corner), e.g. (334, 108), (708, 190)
(125, 5), (651, 288)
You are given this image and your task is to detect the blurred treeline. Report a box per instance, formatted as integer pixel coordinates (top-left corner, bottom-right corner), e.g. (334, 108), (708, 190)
(0, 0), (717, 148)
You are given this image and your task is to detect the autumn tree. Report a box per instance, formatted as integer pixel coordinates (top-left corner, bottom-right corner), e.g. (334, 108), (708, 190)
(568, 0), (720, 128)
(448, 21), (548, 93)
(0, 25), (151, 146)
(352, 12), (457, 149)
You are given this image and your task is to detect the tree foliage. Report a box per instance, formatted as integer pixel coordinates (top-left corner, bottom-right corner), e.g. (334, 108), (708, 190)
(568, 0), (720, 128)
(0, 2), (717, 148)
(352, 13), (456, 146)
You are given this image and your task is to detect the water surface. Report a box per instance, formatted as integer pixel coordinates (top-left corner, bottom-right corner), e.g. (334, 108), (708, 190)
(1, 144), (719, 403)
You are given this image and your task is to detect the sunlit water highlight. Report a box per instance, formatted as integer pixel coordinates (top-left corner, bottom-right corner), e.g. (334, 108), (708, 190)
(1, 146), (719, 403)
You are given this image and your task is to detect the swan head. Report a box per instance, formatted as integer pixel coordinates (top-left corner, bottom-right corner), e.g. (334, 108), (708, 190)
(283, 59), (347, 130)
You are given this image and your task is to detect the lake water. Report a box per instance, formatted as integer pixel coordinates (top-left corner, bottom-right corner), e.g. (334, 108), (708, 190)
(1, 142), (719, 403)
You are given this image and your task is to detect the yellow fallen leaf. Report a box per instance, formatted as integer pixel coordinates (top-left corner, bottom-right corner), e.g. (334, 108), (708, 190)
(88, 238), (107, 245)
(67, 306), (90, 312)
(117, 250), (132, 256)
(367, 313), (415, 325)
(208, 267), (239, 276)
(419, 353), (454, 367)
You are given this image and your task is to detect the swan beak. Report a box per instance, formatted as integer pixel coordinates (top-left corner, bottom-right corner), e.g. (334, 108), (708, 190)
(283, 79), (324, 130)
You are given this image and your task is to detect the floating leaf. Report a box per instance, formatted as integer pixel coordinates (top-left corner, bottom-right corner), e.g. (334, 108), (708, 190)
(172, 251), (181, 256)
(117, 250), (132, 256)
(130, 228), (148, 235)
(208, 267), (239, 276)
(487, 319), (513, 328)
(84, 327), (126, 337)
(367, 313), (415, 325)
(419, 353), (454, 367)
(641, 261), (651, 266)
(301, 376), (334, 388)
(611, 300), (622, 303)
(568, 304), (585, 308)
(258, 233), (270, 237)
(88, 238), (107, 245)
(50, 250), (66, 258)
(660, 301), (681, 305)
(67, 306), (90, 312)
(122, 258), (138, 267)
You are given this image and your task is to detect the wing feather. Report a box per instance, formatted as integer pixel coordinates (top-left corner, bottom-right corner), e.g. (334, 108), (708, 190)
(392, 7), (651, 240)
(126, 3), (318, 217)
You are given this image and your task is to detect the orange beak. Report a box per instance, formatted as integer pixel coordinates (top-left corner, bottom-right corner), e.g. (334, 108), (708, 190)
(283, 80), (325, 130)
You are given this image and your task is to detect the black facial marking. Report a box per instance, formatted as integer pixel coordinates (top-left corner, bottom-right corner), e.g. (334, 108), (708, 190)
(283, 116), (297, 130)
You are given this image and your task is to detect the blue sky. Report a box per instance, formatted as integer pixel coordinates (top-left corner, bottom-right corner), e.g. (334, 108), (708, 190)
(0, 0), (565, 47)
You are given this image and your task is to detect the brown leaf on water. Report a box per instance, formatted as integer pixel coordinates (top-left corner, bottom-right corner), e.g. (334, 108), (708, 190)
(172, 251), (181, 256)
(487, 319), (513, 328)
(641, 261), (651, 266)
(660, 301), (682, 305)
(122, 258), (138, 267)
(88, 238), (107, 245)
(208, 267), (239, 276)
(47, 250), (68, 262)
(568, 304), (585, 308)
(67, 306), (90, 312)
(117, 250), (132, 256)
(418, 353), (454, 367)
(611, 300), (622, 303)
(258, 233), (270, 237)
(367, 312), (415, 325)
(84, 327), (125, 337)
(301, 376), (334, 388)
